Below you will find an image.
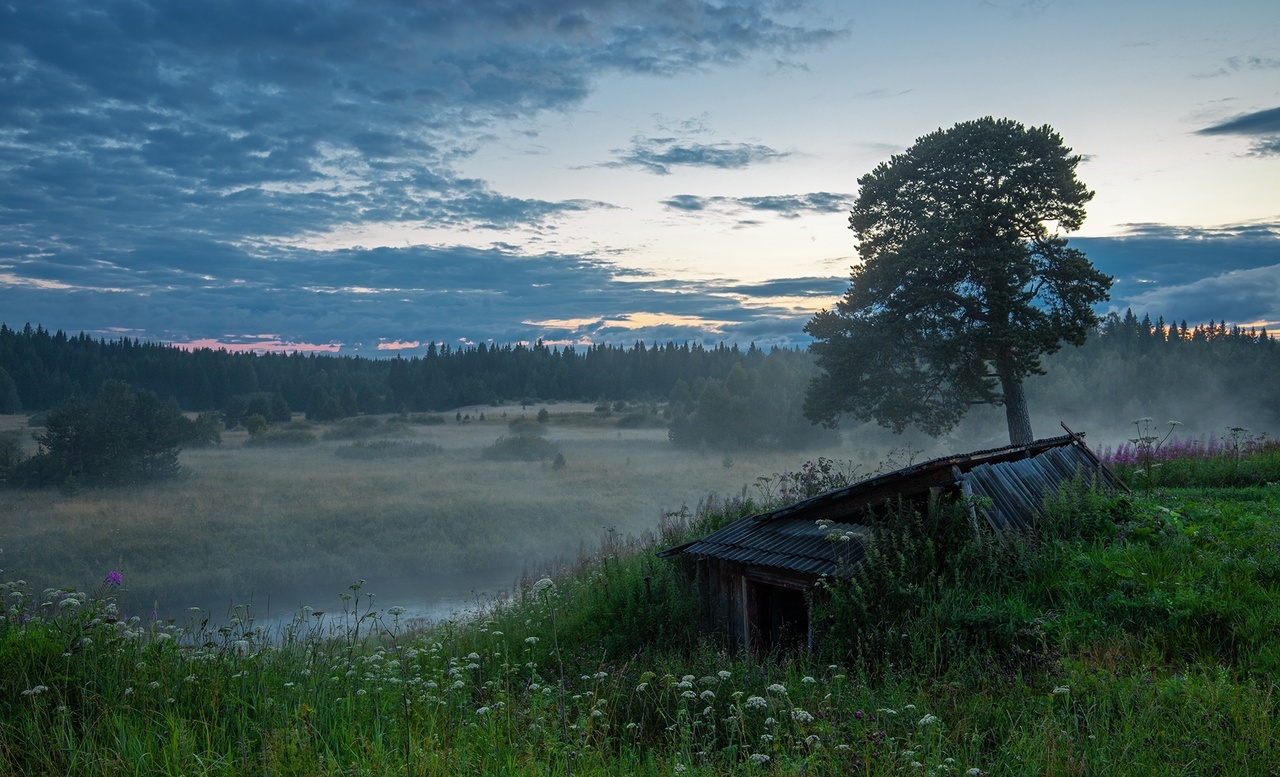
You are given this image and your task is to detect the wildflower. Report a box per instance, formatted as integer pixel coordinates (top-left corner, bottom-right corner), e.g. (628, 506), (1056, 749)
(386, 606), (407, 616)
(700, 690), (715, 700)
(749, 753), (771, 764)
(1052, 686), (1070, 695)
(103, 570), (123, 587)
(717, 670), (731, 680)
(675, 765), (687, 773)
(531, 577), (555, 597)
(805, 734), (821, 745)
(525, 636), (539, 645)
(682, 690), (696, 699)
(476, 706), (490, 715)
(21, 685), (49, 697)
(636, 682), (649, 692)
(801, 676), (816, 684)
(792, 708), (814, 723)
(766, 683), (787, 694)
(918, 713), (940, 727)
(745, 696), (767, 709)
(966, 770), (982, 777)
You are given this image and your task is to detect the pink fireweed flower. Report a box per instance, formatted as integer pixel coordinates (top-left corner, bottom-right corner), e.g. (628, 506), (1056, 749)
(104, 570), (123, 587)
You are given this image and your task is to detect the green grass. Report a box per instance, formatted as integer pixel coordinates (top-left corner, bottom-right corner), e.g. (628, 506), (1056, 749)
(4, 450), (1280, 774)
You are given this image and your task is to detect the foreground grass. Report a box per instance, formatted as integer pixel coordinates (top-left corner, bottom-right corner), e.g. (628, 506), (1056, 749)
(4, 451), (1280, 775)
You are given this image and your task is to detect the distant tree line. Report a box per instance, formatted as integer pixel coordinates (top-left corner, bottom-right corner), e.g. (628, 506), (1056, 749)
(1027, 309), (1280, 434)
(2, 312), (1277, 455)
(0, 323), (797, 418)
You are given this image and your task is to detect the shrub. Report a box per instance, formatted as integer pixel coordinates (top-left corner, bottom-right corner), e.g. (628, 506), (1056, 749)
(482, 433), (558, 461)
(507, 416), (547, 435)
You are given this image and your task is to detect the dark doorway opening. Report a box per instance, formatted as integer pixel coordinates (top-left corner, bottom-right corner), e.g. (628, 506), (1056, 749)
(748, 581), (809, 653)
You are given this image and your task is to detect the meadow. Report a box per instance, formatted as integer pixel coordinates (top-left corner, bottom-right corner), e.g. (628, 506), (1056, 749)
(3, 440), (1280, 775)
(0, 404), (842, 619)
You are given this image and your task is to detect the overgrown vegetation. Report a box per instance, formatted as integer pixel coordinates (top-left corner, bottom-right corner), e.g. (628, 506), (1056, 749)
(4, 445), (1280, 774)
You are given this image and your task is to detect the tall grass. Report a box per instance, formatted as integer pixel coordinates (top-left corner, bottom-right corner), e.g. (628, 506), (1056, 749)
(0, 411), (829, 616)
(5, 450), (1280, 774)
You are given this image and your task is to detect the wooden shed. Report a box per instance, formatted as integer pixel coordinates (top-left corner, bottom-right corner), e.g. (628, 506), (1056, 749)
(658, 429), (1122, 652)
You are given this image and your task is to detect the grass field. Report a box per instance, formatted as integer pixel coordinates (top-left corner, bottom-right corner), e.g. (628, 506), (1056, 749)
(2, 447), (1279, 775)
(0, 404), (845, 619)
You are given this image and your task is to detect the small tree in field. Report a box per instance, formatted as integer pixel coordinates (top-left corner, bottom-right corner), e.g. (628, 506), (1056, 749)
(805, 117), (1112, 445)
(11, 380), (212, 487)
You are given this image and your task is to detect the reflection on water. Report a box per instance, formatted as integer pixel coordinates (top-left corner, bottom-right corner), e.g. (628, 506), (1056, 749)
(166, 583), (503, 644)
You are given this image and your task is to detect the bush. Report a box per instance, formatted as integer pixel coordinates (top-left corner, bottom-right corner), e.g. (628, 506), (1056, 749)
(507, 417), (547, 435)
(482, 433), (558, 461)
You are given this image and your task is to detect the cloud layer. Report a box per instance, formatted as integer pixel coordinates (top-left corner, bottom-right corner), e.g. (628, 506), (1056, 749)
(0, 0), (844, 351)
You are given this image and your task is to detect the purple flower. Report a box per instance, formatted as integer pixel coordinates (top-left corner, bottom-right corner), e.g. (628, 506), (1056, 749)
(103, 570), (123, 587)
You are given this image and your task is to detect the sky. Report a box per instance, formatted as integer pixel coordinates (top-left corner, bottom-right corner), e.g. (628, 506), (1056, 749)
(1, 0), (1277, 356)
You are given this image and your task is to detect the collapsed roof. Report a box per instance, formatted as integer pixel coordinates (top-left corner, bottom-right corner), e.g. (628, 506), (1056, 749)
(658, 429), (1122, 578)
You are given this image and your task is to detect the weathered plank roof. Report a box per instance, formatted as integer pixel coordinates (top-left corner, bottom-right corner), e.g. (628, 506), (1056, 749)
(659, 429), (1120, 578)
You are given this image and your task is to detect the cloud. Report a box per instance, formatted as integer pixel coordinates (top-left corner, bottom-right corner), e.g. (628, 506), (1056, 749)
(0, 0), (847, 351)
(1223, 56), (1280, 72)
(1075, 221), (1280, 326)
(0, 241), (834, 352)
(607, 136), (790, 175)
(1197, 107), (1280, 136)
(662, 191), (852, 221)
(1196, 106), (1280, 156)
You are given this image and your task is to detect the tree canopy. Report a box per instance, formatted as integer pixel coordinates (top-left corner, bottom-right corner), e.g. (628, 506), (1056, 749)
(805, 117), (1113, 445)
(7, 380), (219, 488)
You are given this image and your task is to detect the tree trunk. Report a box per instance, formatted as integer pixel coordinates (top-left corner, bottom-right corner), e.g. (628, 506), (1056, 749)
(997, 362), (1034, 446)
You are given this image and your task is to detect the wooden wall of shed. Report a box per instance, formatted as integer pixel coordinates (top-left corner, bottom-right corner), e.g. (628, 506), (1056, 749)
(696, 557), (817, 652)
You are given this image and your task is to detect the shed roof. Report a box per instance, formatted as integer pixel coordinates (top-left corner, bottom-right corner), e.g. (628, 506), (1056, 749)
(659, 429), (1120, 578)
